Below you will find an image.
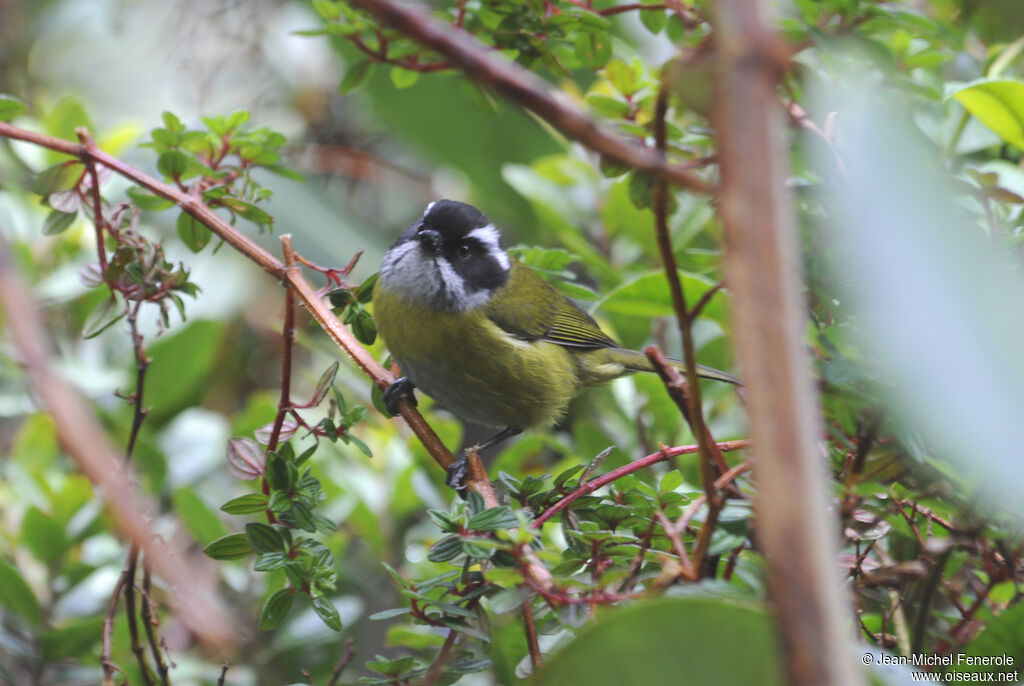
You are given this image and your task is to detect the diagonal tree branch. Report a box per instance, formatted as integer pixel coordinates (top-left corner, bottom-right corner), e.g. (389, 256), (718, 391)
(0, 120), (457, 471)
(344, 0), (712, 194)
(0, 234), (235, 651)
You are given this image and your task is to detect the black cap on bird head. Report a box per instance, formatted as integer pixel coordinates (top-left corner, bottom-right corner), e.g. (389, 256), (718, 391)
(421, 200), (490, 239)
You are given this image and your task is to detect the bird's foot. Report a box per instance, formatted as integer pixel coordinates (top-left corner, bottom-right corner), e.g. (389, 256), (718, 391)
(445, 453), (470, 499)
(382, 376), (416, 416)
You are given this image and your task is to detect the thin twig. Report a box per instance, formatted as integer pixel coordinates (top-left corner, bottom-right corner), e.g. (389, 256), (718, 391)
(421, 629), (458, 686)
(125, 546), (156, 686)
(101, 565), (130, 682)
(522, 600), (543, 672)
(531, 440), (750, 527)
(326, 638), (356, 686)
(141, 562), (170, 686)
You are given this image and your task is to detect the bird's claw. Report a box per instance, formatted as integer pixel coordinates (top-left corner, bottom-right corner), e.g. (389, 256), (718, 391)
(445, 455), (469, 499)
(382, 376), (416, 417)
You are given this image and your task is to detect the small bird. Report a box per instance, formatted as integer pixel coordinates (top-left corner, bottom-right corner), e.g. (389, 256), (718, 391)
(373, 200), (738, 485)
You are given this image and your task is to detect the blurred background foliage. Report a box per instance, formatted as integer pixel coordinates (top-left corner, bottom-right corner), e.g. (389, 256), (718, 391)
(0, 0), (1023, 685)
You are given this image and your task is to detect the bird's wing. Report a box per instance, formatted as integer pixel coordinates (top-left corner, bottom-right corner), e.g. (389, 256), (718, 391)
(485, 262), (618, 350)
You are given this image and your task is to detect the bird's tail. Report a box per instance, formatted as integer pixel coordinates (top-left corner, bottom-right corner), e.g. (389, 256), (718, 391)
(613, 347), (742, 386)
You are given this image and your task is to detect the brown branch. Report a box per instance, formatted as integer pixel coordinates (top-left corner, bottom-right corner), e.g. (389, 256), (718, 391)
(344, 0), (712, 194)
(0, 230), (235, 650)
(522, 600), (543, 672)
(326, 638), (356, 686)
(0, 120), (457, 472)
(124, 547), (156, 686)
(101, 563), (130, 682)
(421, 629), (458, 686)
(141, 562), (170, 686)
(711, 2), (859, 685)
(531, 440), (751, 527)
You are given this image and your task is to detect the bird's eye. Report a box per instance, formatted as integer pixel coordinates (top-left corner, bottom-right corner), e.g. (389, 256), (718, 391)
(456, 243), (472, 260)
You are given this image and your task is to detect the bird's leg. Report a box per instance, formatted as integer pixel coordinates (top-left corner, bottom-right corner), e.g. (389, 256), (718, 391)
(445, 427), (522, 496)
(382, 376), (416, 416)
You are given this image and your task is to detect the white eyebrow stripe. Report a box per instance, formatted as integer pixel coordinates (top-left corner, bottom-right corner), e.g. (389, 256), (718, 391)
(423, 201), (436, 216)
(468, 224), (510, 271)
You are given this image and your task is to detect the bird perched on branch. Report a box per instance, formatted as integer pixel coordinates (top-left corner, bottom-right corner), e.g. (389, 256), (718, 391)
(373, 199), (738, 487)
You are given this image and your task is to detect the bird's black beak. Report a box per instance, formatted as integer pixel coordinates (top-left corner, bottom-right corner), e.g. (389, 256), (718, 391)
(416, 227), (441, 255)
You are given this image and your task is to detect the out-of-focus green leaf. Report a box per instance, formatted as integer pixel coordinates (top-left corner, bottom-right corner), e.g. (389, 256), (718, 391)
(0, 94), (25, 121)
(949, 78), (1024, 151)
(22, 507), (68, 567)
(0, 561), (42, 626)
(40, 617), (104, 660)
(597, 270), (727, 322)
(532, 598), (786, 686)
(144, 319), (223, 421)
(176, 211), (212, 252)
(339, 59), (374, 94)
(173, 487), (227, 544)
(955, 603), (1024, 676)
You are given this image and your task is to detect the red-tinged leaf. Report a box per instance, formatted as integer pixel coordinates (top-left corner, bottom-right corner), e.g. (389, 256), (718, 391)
(48, 190), (81, 213)
(226, 437), (265, 480)
(254, 420), (298, 445)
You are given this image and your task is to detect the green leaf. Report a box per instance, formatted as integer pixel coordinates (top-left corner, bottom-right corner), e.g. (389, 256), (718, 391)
(40, 617), (104, 660)
(0, 560), (42, 625)
(312, 0), (341, 20)
(246, 522), (286, 554)
(144, 319), (223, 420)
(639, 5), (667, 34)
(42, 209), (77, 235)
(312, 596), (342, 631)
(369, 607), (411, 620)
(532, 598), (786, 686)
(311, 361), (339, 406)
(259, 587), (295, 630)
(339, 59), (374, 94)
(172, 488), (227, 544)
(604, 58), (639, 96)
(0, 94), (25, 121)
(202, 532), (253, 560)
(428, 534), (464, 562)
(157, 149), (197, 179)
(219, 197), (273, 226)
(176, 211), (212, 252)
(221, 493), (270, 514)
(467, 506), (519, 532)
(586, 94), (632, 119)
(390, 66), (420, 89)
(597, 270), (727, 322)
(126, 186), (174, 211)
(950, 78), (1024, 151)
(82, 295), (125, 339)
(955, 603), (1024, 676)
(660, 470), (684, 493)
(254, 552), (289, 571)
(32, 162), (83, 196)
(23, 507), (69, 566)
